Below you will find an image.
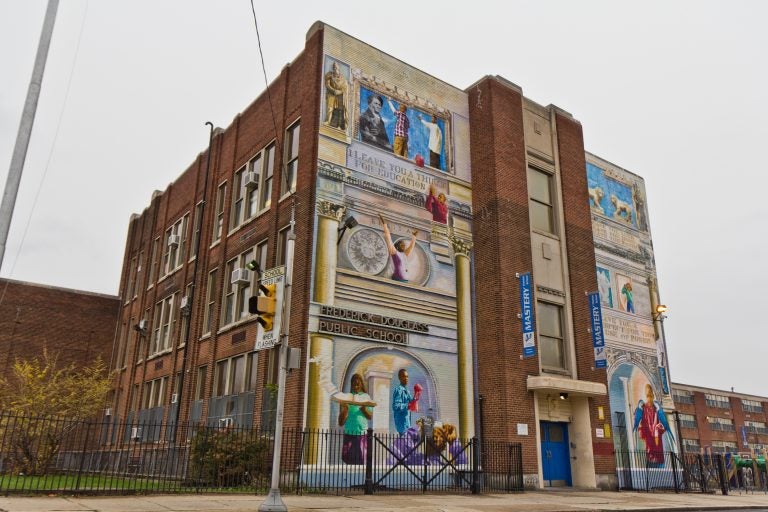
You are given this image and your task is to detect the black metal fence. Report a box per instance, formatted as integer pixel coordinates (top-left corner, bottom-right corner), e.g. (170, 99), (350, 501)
(615, 450), (732, 494)
(0, 414), (523, 495)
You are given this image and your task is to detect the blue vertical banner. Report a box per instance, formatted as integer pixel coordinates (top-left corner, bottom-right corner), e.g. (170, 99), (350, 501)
(658, 367), (670, 395)
(519, 272), (536, 357)
(588, 291), (607, 368)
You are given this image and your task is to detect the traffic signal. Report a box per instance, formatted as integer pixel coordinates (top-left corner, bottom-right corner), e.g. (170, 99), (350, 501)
(249, 282), (277, 331)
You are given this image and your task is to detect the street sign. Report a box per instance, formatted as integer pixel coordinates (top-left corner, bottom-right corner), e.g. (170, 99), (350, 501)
(255, 265), (285, 351)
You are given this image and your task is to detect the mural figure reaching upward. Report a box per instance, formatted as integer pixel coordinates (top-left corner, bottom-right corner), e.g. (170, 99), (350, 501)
(418, 114), (443, 169)
(379, 214), (417, 283)
(425, 184), (448, 224)
(387, 99), (410, 157)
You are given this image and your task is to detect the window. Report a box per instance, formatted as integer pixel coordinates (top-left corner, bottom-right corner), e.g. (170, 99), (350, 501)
(131, 384), (140, 411)
(259, 145), (275, 211)
(148, 237), (159, 288)
(710, 440), (738, 454)
(682, 438), (701, 453)
(527, 167), (555, 234)
(222, 247), (260, 326)
(194, 366), (207, 401)
(678, 413), (697, 429)
(178, 283), (192, 347)
(212, 182), (226, 244)
(202, 268), (218, 335)
(745, 421), (768, 434)
(150, 294), (176, 355)
(707, 416), (735, 432)
(742, 399), (764, 413)
(163, 214), (189, 275)
(277, 226), (290, 266)
(705, 393), (730, 409)
(673, 390), (694, 405)
(213, 353), (258, 397)
(142, 377), (168, 409)
(190, 201), (203, 260)
(538, 302), (566, 370)
(282, 121), (300, 195)
(125, 255), (137, 302)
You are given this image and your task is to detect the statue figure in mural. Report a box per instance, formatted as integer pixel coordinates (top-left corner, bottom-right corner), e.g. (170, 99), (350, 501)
(633, 383), (673, 466)
(359, 94), (391, 150)
(621, 281), (635, 313)
(392, 368), (422, 435)
(379, 214), (418, 283)
(610, 194), (634, 225)
(324, 61), (348, 130)
(588, 186), (605, 214)
(337, 373), (374, 465)
(418, 114), (443, 170)
(387, 99), (410, 158)
(633, 183), (648, 231)
(425, 183), (448, 224)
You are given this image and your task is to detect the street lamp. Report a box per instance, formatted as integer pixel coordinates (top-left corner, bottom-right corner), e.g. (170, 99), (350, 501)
(653, 304), (668, 320)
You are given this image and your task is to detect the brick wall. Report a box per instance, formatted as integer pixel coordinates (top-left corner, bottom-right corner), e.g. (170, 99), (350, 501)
(0, 279), (119, 375)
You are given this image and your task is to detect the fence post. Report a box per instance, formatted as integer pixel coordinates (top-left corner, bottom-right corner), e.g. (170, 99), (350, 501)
(74, 419), (93, 492)
(670, 451), (679, 493)
(697, 455), (707, 493)
(364, 428), (374, 495)
(716, 454), (728, 495)
(471, 437), (480, 494)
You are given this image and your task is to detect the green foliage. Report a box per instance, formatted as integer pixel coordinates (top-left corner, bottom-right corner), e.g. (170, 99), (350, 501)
(188, 426), (271, 487)
(0, 351), (114, 475)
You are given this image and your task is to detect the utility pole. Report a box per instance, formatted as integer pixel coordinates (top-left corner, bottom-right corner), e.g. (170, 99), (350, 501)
(259, 201), (295, 512)
(0, 0), (59, 270)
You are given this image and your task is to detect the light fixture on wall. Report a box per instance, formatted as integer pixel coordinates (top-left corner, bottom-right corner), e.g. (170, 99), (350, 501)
(337, 215), (358, 244)
(559, 392), (568, 400)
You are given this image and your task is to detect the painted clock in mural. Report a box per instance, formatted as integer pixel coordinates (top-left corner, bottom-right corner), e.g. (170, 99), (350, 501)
(346, 228), (389, 275)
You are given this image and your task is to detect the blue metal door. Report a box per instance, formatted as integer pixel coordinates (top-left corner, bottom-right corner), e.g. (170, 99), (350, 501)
(540, 421), (572, 486)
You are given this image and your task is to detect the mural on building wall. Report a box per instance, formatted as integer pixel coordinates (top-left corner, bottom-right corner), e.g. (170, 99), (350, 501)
(616, 274), (634, 313)
(587, 163), (639, 229)
(308, 27), (474, 467)
(358, 87), (447, 171)
(597, 266), (613, 308)
(607, 359), (675, 464)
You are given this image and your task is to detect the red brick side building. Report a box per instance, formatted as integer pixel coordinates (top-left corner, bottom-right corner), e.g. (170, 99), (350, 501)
(672, 383), (768, 456)
(0, 278), (119, 375)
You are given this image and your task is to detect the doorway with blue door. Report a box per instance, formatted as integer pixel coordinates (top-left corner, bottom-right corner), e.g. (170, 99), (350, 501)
(540, 421), (572, 487)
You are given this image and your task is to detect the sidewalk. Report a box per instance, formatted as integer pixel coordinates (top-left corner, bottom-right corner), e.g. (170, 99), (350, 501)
(2, 490), (768, 512)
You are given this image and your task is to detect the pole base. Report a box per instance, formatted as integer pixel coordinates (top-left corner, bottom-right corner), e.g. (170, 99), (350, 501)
(258, 488), (287, 512)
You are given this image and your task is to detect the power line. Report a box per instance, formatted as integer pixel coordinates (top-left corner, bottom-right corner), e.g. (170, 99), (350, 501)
(249, 0), (280, 144)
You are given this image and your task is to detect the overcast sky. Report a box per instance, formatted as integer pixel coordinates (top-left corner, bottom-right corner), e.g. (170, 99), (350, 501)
(1, 1), (766, 396)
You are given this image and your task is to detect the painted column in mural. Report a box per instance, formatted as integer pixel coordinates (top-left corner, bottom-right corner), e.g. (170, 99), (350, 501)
(451, 235), (475, 438)
(307, 200), (346, 438)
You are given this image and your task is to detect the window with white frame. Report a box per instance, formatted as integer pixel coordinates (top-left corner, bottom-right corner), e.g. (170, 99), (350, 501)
(682, 438), (701, 452)
(222, 247), (258, 326)
(710, 440), (738, 453)
(259, 144), (275, 211)
(745, 420), (768, 434)
(213, 352), (258, 397)
(125, 255), (137, 302)
(190, 201), (203, 261)
(673, 389), (694, 405)
(212, 182), (226, 244)
(705, 393), (730, 409)
(527, 167), (556, 235)
(150, 294), (176, 355)
(679, 413), (697, 429)
(178, 283), (192, 347)
(277, 226), (290, 266)
(141, 377), (168, 409)
(202, 268), (218, 335)
(194, 365), (207, 401)
(742, 399), (764, 413)
(707, 416), (735, 431)
(163, 214), (189, 275)
(538, 301), (566, 371)
(282, 121), (300, 196)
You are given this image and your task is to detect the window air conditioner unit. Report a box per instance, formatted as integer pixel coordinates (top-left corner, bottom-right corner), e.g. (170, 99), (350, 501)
(105, 408), (112, 416)
(167, 234), (181, 247)
(244, 172), (259, 190)
(131, 426), (142, 440)
(230, 268), (251, 285)
(219, 417), (234, 428)
(179, 295), (190, 309)
(171, 393), (178, 404)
